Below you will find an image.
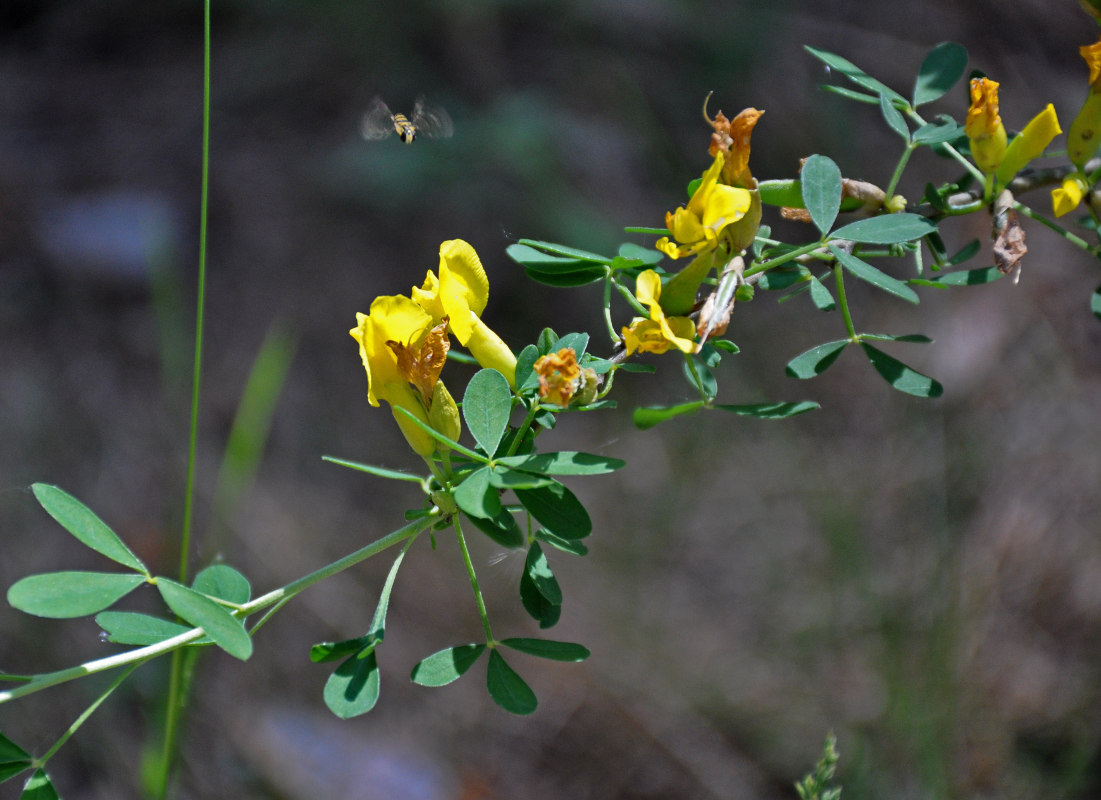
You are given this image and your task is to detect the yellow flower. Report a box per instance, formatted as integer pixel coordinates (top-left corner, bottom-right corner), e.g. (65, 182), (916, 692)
(1052, 172), (1090, 216)
(412, 239), (517, 386)
(965, 77), (1061, 183)
(620, 269), (697, 356)
(656, 153), (752, 260)
(996, 103), (1061, 185)
(350, 295), (442, 457)
(1068, 37), (1101, 168)
(965, 78), (1008, 174)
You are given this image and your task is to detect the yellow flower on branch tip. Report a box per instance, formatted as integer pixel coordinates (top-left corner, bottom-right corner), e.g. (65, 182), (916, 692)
(350, 296), (441, 456)
(965, 78), (1061, 182)
(656, 153), (752, 260)
(1052, 173), (1090, 217)
(412, 239), (517, 386)
(620, 269), (697, 356)
(965, 78), (1008, 174)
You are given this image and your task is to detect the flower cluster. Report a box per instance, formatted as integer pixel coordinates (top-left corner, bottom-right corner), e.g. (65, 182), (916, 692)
(964, 76), (1061, 194)
(350, 239), (516, 458)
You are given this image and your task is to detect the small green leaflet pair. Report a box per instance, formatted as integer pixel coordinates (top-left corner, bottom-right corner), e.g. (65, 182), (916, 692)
(6, 484), (254, 660)
(1, 732), (55, 799)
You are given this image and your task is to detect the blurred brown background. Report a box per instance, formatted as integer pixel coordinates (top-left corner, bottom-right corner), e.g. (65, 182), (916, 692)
(2, 1), (1101, 798)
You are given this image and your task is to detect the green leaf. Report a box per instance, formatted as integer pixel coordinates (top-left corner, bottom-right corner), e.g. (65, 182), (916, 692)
(321, 456), (424, 483)
(514, 239), (612, 264)
(193, 564), (250, 605)
(879, 93), (910, 141)
(830, 244), (919, 304)
(808, 275), (836, 311)
(913, 117), (963, 145)
(0, 732), (30, 765)
(31, 484), (147, 574)
(948, 239), (982, 266)
(487, 467), (556, 490)
(520, 569), (561, 628)
(515, 344), (541, 392)
(19, 769), (60, 800)
(156, 579), (252, 661)
(521, 543), (562, 627)
(514, 482), (591, 540)
(805, 46), (907, 105)
(860, 342), (944, 397)
(923, 266), (1004, 286)
(713, 401), (821, 419)
(310, 635), (372, 664)
(1093, 284), (1101, 320)
(757, 265), (808, 291)
(553, 331), (590, 360)
(500, 638), (590, 662)
(494, 452), (625, 476)
(831, 214), (937, 244)
(786, 340), (850, 379)
(913, 42), (968, 106)
(96, 611), (204, 646)
(632, 401), (706, 430)
(522, 263), (607, 288)
(683, 352), (718, 399)
(411, 644), (486, 687)
(800, 154), (842, 236)
(860, 333), (933, 343)
(524, 542), (561, 604)
(463, 368), (512, 457)
(466, 507), (525, 549)
(324, 648), (379, 719)
(818, 84), (879, 104)
(535, 529), (588, 556)
(1, 761), (32, 784)
(8, 571), (144, 619)
(453, 466), (501, 520)
(367, 546), (408, 642)
(486, 650), (538, 715)
(617, 242), (663, 265)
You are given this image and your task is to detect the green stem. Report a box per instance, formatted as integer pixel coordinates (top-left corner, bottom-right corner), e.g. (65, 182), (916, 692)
(602, 268), (618, 343)
(1014, 201), (1097, 254)
(833, 262), (858, 341)
(744, 240), (826, 277)
(0, 517), (432, 706)
(37, 662), (143, 767)
(885, 143), (916, 200)
(157, 2), (212, 794)
(452, 516), (494, 643)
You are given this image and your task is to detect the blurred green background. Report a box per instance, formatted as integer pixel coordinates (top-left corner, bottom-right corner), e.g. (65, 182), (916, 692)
(2, 1), (1101, 798)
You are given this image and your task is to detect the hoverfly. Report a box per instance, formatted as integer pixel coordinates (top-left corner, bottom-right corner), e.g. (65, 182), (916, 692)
(360, 95), (453, 144)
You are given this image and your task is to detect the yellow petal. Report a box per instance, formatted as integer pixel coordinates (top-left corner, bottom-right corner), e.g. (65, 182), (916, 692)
(997, 104), (1062, 184)
(351, 296), (433, 407)
(1052, 174), (1087, 217)
(635, 269), (663, 309)
(699, 183), (752, 232)
(438, 239), (489, 319)
(463, 317), (517, 387)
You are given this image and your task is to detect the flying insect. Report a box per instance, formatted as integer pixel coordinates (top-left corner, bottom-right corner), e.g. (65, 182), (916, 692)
(360, 95), (453, 144)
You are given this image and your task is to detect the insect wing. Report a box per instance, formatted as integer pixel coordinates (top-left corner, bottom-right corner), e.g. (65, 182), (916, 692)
(360, 96), (396, 140)
(410, 95), (453, 139)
